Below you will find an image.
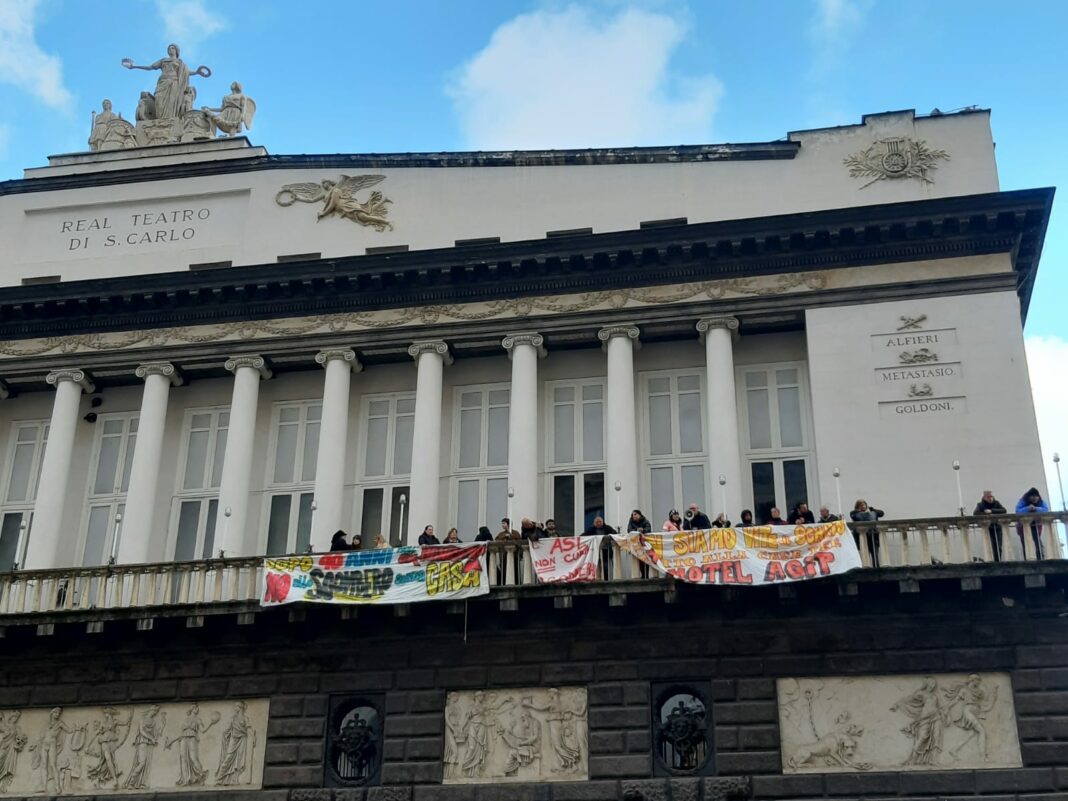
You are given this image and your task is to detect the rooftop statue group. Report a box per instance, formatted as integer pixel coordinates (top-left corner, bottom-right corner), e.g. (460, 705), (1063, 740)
(88, 44), (256, 152)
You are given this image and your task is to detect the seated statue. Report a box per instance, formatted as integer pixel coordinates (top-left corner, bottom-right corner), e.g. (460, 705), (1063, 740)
(202, 81), (256, 137)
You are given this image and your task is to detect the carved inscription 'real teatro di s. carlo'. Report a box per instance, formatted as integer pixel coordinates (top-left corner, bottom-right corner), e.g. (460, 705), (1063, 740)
(0, 699), (268, 797)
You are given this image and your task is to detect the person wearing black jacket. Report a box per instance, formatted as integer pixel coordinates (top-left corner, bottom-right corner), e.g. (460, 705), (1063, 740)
(475, 526), (493, 542)
(850, 500), (885, 566)
(817, 506), (840, 523)
(766, 507), (788, 525)
(973, 490), (1007, 561)
(628, 510), (652, 534)
(329, 530), (351, 551)
(682, 504), (712, 530)
(417, 525), (440, 546)
(519, 518), (544, 541)
(790, 502), (815, 525)
(582, 516), (617, 537)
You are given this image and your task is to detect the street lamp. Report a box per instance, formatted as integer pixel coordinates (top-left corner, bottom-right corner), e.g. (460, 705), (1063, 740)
(1055, 453), (1065, 512)
(219, 506), (232, 559)
(614, 481), (622, 533)
(952, 460), (963, 516)
(718, 474), (727, 520)
(108, 512), (123, 565)
(832, 467), (842, 518)
(398, 494), (407, 546)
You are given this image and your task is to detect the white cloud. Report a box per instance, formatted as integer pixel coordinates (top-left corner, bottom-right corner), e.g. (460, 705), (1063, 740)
(1025, 335), (1068, 509)
(156, 0), (227, 53)
(810, 0), (872, 51)
(0, 0), (72, 110)
(449, 6), (722, 150)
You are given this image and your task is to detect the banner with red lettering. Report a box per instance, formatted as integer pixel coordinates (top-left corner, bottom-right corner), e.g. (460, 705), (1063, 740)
(610, 520), (861, 586)
(260, 544), (489, 606)
(529, 535), (602, 583)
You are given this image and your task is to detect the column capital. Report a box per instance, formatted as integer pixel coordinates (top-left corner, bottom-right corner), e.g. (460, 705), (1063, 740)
(597, 325), (640, 351)
(224, 354), (273, 379)
(46, 368), (95, 393)
(408, 340), (453, 366)
(501, 332), (546, 359)
(135, 361), (184, 386)
(315, 348), (363, 372)
(697, 316), (740, 339)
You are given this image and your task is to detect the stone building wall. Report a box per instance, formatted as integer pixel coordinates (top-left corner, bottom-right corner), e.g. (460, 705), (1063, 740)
(0, 574), (1066, 800)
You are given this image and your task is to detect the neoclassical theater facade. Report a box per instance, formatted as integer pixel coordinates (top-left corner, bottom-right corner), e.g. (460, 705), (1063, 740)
(0, 108), (1050, 569)
(0, 101), (1065, 801)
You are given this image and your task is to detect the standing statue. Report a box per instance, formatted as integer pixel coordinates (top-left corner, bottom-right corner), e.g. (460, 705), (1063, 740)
(123, 705), (166, 789)
(215, 701), (254, 786)
(86, 707), (132, 789)
(891, 677), (946, 766)
(203, 81), (257, 137)
(166, 703), (219, 786)
(88, 99), (118, 150)
(0, 710), (27, 792)
(121, 44), (211, 120)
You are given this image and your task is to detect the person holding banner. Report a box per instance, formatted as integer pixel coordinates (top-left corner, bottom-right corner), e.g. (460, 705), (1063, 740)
(790, 502), (815, 525)
(629, 510), (652, 534)
(662, 509), (683, 532)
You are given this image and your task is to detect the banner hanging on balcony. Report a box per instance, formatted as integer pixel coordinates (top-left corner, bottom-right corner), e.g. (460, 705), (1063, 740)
(260, 544), (489, 606)
(529, 535), (602, 583)
(610, 520), (861, 586)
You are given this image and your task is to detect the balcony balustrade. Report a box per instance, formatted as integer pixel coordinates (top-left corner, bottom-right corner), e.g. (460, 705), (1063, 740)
(0, 514), (1063, 619)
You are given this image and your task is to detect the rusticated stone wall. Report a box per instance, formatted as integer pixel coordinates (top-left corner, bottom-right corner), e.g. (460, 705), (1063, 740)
(0, 573), (1066, 801)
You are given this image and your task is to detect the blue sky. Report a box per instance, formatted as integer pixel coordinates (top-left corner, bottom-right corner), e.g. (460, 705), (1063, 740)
(0, 0), (1066, 499)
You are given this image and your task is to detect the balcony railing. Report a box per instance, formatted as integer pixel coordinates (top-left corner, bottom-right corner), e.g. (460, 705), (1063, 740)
(0, 514), (1063, 618)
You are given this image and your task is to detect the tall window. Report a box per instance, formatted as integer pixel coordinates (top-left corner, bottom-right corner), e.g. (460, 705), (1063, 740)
(264, 401), (321, 555)
(452, 385), (509, 537)
(358, 394), (414, 547)
(643, 372), (708, 526)
(172, 408), (228, 561)
(547, 380), (606, 535)
(0, 421), (48, 570)
(82, 414), (138, 566)
(739, 364), (813, 522)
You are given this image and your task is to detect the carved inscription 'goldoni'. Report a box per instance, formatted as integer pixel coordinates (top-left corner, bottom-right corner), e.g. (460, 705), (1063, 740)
(0, 700), (268, 797)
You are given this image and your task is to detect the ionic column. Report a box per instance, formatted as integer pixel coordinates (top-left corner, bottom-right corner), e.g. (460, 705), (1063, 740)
(216, 355), (272, 557)
(406, 341), (451, 544)
(311, 348), (361, 550)
(119, 362), (183, 564)
(698, 316), (743, 518)
(25, 369), (95, 568)
(597, 325), (640, 531)
(503, 332), (546, 523)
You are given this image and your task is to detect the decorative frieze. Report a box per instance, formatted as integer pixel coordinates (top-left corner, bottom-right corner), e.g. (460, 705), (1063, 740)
(777, 673), (1021, 773)
(0, 699), (268, 797)
(443, 687), (588, 784)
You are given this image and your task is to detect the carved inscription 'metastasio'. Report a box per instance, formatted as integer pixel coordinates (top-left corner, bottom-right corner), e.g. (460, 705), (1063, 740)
(443, 687), (588, 784)
(777, 673), (1021, 773)
(0, 699), (268, 797)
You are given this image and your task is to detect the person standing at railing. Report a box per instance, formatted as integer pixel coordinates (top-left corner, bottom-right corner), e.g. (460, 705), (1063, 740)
(682, 503), (712, 530)
(444, 528), (462, 544)
(973, 490), (1008, 561)
(330, 530), (352, 552)
(662, 509), (683, 531)
(766, 507), (788, 525)
(475, 526), (493, 542)
(790, 502), (815, 525)
(373, 534), (390, 549)
(739, 509), (755, 527)
(817, 506), (840, 523)
(496, 518), (520, 541)
(712, 512), (732, 528)
(850, 499), (885, 567)
(1015, 487), (1049, 559)
(543, 519), (561, 537)
(629, 509), (652, 534)
(519, 518), (544, 541)
(418, 525), (440, 546)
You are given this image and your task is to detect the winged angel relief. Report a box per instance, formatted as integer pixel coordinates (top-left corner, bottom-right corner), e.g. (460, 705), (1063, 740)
(275, 175), (394, 231)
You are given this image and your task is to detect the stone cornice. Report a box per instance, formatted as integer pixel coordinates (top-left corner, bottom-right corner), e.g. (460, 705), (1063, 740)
(408, 341), (453, 366)
(0, 189), (1051, 342)
(134, 361), (184, 386)
(314, 348), (362, 372)
(501, 332), (546, 359)
(46, 368), (95, 393)
(224, 355), (272, 379)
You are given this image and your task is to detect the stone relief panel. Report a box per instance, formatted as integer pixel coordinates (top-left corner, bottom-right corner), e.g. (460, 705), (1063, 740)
(443, 687), (587, 784)
(0, 700), (268, 797)
(778, 673), (1021, 773)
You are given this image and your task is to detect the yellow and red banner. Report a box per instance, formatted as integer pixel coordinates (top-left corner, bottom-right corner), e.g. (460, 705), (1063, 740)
(610, 520), (861, 585)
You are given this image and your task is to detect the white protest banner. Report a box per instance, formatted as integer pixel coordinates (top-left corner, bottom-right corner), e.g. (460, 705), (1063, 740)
(529, 535), (602, 583)
(610, 520), (861, 586)
(261, 544), (489, 606)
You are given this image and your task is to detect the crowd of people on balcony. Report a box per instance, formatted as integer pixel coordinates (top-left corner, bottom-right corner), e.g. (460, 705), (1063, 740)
(324, 484), (1054, 565)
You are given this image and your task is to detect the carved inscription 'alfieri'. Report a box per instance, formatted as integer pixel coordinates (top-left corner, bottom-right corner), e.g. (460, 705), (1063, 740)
(0, 700), (268, 797)
(443, 688), (588, 784)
